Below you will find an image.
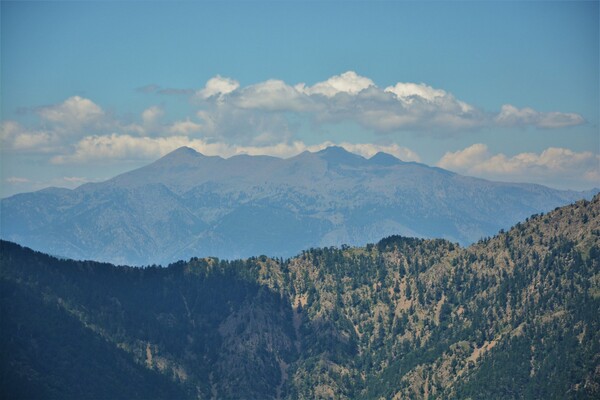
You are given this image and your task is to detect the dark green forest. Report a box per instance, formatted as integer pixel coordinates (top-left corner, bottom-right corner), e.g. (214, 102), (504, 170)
(1, 195), (599, 399)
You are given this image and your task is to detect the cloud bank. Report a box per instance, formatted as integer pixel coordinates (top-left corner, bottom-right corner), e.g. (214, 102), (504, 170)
(438, 144), (599, 190)
(494, 104), (585, 129)
(1, 71), (594, 192)
(2, 71), (586, 156)
(50, 133), (420, 165)
(188, 71), (583, 136)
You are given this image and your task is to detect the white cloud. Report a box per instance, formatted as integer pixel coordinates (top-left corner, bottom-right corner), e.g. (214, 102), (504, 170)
(382, 84), (474, 126)
(495, 104), (585, 129)
(234, 79), (309, 111)
(1, 120), (54, 151)
(50, 134), (289, 164)
(167, 118), (203, 135)
(195, 77), (465, 139)
(295, 71), (374, 97)
(192, 72), (584, 134)
(38, 96), (104, 128)
(234, 141), (421, 161)
(193, 72), (492, 134)
(50, 132), (421, 165)
(352, 109), (419, 132)
(51, 134), (198, 163)
(384, 82), (448, 104)
(197, 75), (240, 99)
(437, 143), (489, 171)
(141, 106), (164, 126)
(335, 142), (421, 162)
(225, 141), (317, 158)
(195, 105), (295, 145)
(437, 143), (600, 190)
(120, 122), (146, 136)
(12, 131), (53, 150)
(6, 176), (30, 184)
(48, 133), (295, 163)
(1, 72), (588, 181)
(0, 120), (21, 141)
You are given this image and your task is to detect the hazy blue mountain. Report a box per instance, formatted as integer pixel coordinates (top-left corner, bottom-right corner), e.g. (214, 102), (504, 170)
(1, 146), (596, 265)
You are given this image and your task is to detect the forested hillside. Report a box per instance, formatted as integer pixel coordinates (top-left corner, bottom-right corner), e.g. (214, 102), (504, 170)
(1, 195), (599, 399)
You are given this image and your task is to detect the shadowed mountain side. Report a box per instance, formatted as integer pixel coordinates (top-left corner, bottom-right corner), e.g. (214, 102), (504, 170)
(0, 279), (188, 400)
(0, 243), (298, 400)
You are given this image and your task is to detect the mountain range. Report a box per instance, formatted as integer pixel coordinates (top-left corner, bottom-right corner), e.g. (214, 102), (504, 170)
(1, 195), (599, 399)
(1, 146), (597, 265)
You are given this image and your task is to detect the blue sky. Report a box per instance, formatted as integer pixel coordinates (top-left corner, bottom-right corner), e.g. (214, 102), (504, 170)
(1, 1), (598, 196)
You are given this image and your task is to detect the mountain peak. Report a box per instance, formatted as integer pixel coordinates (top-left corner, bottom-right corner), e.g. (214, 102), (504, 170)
(316, 145), (349, 155)
(315, 146), (366, 166)
(152, 146), (208, 166)
(166, 146), (202, 157)
(369, 152), (401, 166)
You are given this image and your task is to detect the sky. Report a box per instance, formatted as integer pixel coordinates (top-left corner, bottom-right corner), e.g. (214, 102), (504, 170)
(1, 1), (599, 197)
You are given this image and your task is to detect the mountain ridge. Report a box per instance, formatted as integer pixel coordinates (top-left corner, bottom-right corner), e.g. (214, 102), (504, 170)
(1, 146), (597, 265)
(1, 195), (598, 399)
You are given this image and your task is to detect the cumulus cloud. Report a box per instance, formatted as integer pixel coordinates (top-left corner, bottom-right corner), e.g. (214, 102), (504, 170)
(334, 142), (421, 162)
(438, 143), (600, 190)
(233, 79), (310, 112)
(46, 73), (582, 150)
(48, 133), (278, 163)
(12, 131), (53, 150)
(385, 82), (447, 104)
(354, 89), (483, 132)
(1, 71), (589, 188)
(190, 72), (492, 138)
(50, 132), (421, 165)
(50, 134), (198, 164)
(217, 141), (420, 161)
(295, 71), (374, 97)
(313, 141), (418, 161)
(495, 104), (585, 129)
(141, 106), (164, 126)
(437, 143), (489, 171)
(196, 106), (294, 145)
(49, 134), (290, 164)
(1, 120), (24, 141)
(167, 118), (203, 135)
(193, 77), (304, 143)
(197, 71), (581, 136)
(197, 75), (240, 99)
(1, 120), (55, 151)
(17, 73), (579, 157)
(37, 96), (104, 129)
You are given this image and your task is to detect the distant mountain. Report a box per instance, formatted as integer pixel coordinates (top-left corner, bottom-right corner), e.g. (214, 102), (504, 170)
(1, 146), (597, 265)
(1, 196), (598, 399)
